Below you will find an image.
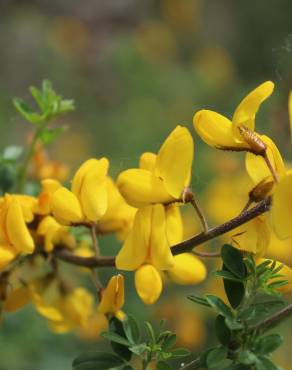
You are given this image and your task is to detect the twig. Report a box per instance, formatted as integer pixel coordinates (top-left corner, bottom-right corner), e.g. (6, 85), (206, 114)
(263, 151), (279, 183)
(53, 198), (271, 268)
(90, 223), (100, 257)
(190, 197), (209, 233)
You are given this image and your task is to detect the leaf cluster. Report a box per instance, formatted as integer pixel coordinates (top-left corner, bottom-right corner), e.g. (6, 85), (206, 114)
(72, 316), (190, 370)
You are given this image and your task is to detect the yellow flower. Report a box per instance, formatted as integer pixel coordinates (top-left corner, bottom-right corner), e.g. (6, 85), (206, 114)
(116, 204), (206, 303)
(37, 216), (76, 252)
(230, 216), (271, 257)
(245, 135), (285, 185)
(98, 177), (137, 240)
(98, 274), (124, 316)
(36, 179), (62, 215)
(167, 253), (207, 285)
(271, 170), (292, 239)
(51, 158), (109, 225)
(0, 195), (34, 268)
(4, 285), (31, 312)
(117, 125), (194, 207)
(193, 81), (274, 153)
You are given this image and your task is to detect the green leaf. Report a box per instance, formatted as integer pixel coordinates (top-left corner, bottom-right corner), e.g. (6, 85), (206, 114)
(122, 366), (134, 370)
(221, 244), (246, 279)
(206, 346), (228, 368)
(255, 334), (283, 355)
(238, 350), (258, 365)
(123, 315), (140, 344)
(215, 315), (231, 345)
(224, 365), (250, 370)
(170, 348), (191, 358)
(267, 280), (288, 289)
(156, 361), (172, 370)
(129, 343), (148, 355)
(255, 356), (278, 370)
(187, 295), (212, 307)
(13, 98), (42, 124)
(39, 126), (67, 145)
(223, 273), (245, 309)
(144, 322), (156, 343)
(162, 334), (176, 350)
(100, 332), (130, 347)
(72, 351), (125, 370)
(107, 318), (132, 362)
(213, 270), (242, 282)
(205, 295), (234, 319)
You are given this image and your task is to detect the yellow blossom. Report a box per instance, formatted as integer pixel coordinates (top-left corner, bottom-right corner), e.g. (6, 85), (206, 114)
(98, 177), (136, 240)
(193, 81), (274, 153)
(271, 170), (292, 239)
(36, 179), (62, 215)
(117, 125), (194, 207)
(51, 158), (109, 225)
(0, 194), (34, 268)
(98, 274), (124, 316)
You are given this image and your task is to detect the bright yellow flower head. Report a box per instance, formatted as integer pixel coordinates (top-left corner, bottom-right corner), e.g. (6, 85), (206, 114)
(193, 81), (274, 153)
(117, 125), (194, 207)
(51, 158), (109, 225)
(0, 194), (34, 268)
(36, 179), (62, 215)
(98, 177), (137, 240)
(271, 170), (292, 239)
(98, 274), (124, 315)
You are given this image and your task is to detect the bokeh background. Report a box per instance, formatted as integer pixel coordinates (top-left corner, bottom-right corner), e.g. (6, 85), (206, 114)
(0, 1), (292, 369)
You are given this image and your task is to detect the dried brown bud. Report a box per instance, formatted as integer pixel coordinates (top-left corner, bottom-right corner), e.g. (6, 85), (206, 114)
(249, 179), (274, 203)
(238, 126), (267, 155)
(182, 187), (194, 203)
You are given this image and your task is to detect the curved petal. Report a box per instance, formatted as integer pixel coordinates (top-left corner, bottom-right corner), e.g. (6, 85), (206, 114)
(98, 275), (124, 314)
(117, 169), (172, 208)
(193, 110), (243, 148)
(271, 171), (292, 239)
(232, 81), (274, 130)
(167, 253), (207, 285)
(150, 204), (174, 270)
(115, 207), (151, 270)
(37, 179), (62, 215)
(139, 152), (157, 172)
(155, 126), (194, 198)
(51, 187), (83, 225)
(134, 265), (162, 304)
(80, 172), (108, 222)
(166, 205), (183, 245)
(6, 197), (34, 254)
(246, 135), (285, 185)
(4, 286), (31, 312)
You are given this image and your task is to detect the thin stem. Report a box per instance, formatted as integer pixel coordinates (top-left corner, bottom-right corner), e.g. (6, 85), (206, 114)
(17, 125), (44, 192)
(192, 250), (221, 258)
(190, 197), (209, 233)
(263, 151), (279, 184)
(90, 224), (100, 257)
(53, 248), (116, 268)
(241, 199), (253, 214)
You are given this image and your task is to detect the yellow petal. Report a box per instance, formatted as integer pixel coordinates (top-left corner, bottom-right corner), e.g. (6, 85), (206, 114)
(4, 286), (31, 312)
(155, 126), (194, 199)
(37, 179), (62, 215)
(0, 245), (17, 269)
(139, 152), (157, 172)
(271, 171), (292, 239)
(231, 216), (270, 257)
(232, 81), (274, 130)
(246, 135), (285, 184)
(98, 275), (124, 314)
(134, 265), (162, 304)
(37, 216), (62, 252)
(80, 171), (108, 222)
(150, 204), (174, 270)
(166, 205), (183, 245)
(115, 207), (151, 270)
(167, 253), (207, 285)
(51, 187), (83, 225)
(193, 110), (244, 148)
(15, 195), (37, 222)
(6, 197), (34, 254)
(117, 169), (172, 207)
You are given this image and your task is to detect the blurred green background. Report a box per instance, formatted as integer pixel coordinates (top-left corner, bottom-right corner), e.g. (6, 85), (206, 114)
(0, 1), (292, 369)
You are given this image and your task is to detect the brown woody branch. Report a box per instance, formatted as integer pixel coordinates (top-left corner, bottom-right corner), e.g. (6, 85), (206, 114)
(53, 197), (271, 268)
